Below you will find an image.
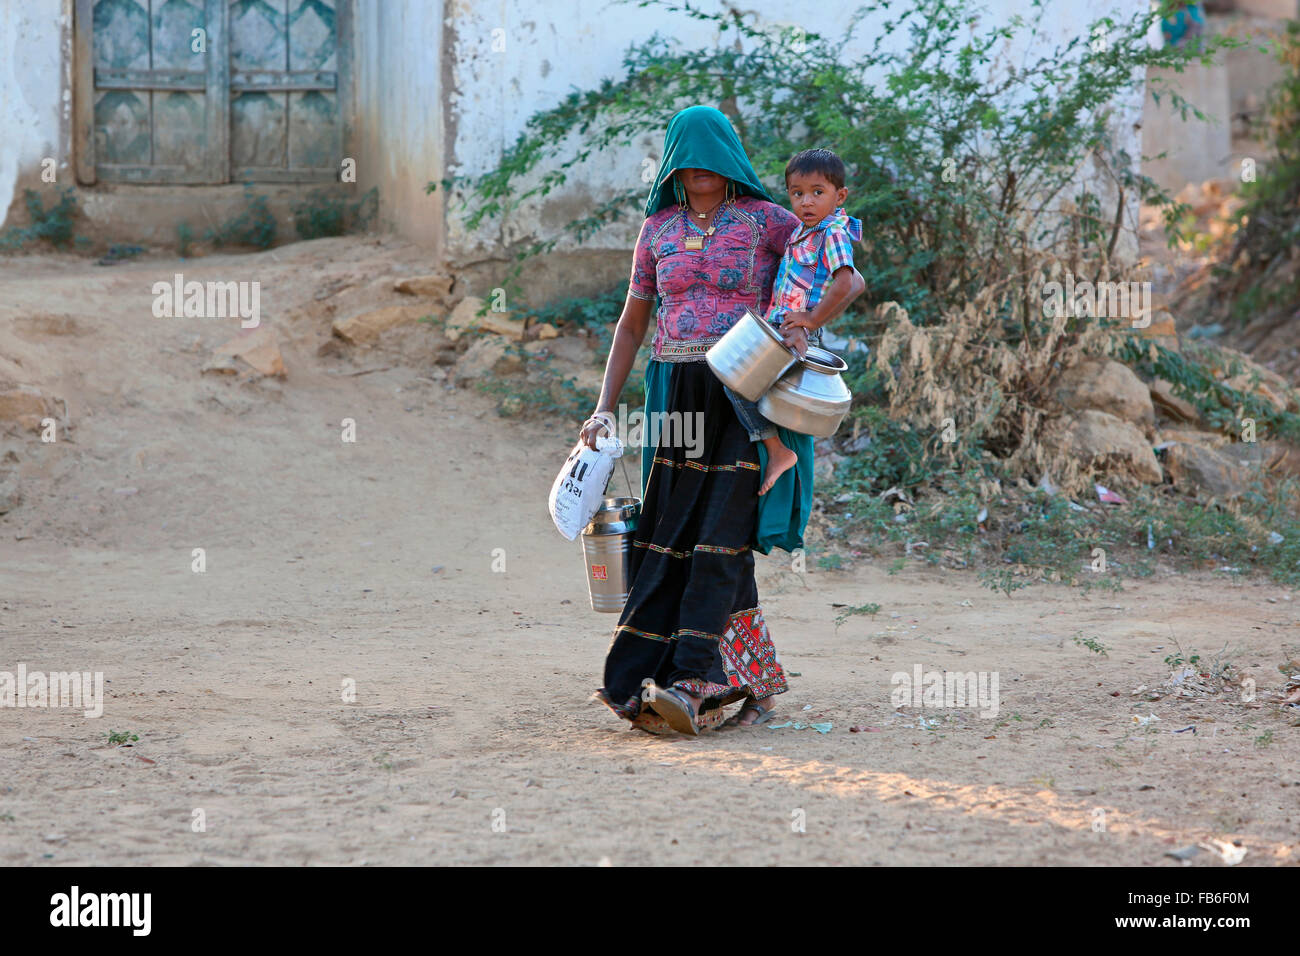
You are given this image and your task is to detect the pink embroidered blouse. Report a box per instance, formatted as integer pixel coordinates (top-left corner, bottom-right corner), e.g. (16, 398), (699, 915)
(627, 196), (801, 362)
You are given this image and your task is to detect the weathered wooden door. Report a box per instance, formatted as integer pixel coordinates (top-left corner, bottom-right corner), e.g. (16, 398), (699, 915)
(74, 0), (350, 184)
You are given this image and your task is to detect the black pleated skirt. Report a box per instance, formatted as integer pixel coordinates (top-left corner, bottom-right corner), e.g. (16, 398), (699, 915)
(596, 360), (789, 730)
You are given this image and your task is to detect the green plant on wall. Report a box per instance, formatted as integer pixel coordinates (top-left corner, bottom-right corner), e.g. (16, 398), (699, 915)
(292, 186), (378, 240)
(0, 187), (87, 250)
(205, 186), (277, 249)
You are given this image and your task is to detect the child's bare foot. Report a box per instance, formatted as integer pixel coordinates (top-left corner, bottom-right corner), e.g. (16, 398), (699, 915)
(759, 437), (797, 496)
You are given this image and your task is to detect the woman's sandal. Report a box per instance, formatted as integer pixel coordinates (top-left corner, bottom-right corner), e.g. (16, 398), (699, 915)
(644, 684), (701, 736)
(722, 700), (778, 729)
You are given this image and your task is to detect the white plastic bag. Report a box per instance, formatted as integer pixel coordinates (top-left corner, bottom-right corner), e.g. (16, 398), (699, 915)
(548, 436), (624, 540)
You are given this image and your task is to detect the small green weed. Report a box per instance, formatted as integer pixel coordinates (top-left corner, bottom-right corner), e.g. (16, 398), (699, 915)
(834, 602), (881, 630)
(817, 552), (845, 571)
(1163, 641), (1202, 670)
(1073, 634), (1110, 657)
(980, 566), (1029, 597)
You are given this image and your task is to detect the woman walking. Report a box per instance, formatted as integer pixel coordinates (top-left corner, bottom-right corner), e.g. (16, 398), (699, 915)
(583, 105), (866, 735)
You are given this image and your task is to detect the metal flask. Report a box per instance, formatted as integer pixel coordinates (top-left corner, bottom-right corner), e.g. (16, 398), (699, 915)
(758, 346), (853, 438)
(705, 308), (799, 402)
(580, 496), (641, 612)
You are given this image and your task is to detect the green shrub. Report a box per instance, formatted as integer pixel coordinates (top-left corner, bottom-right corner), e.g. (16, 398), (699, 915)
(826, 473), (1300, 590)
(0, 187), (84, 250)
(518, 286), (626, 334)
(205, 187), (277, 249)
(1117, 336), (1300, 443)
(292, 186), (378, 240)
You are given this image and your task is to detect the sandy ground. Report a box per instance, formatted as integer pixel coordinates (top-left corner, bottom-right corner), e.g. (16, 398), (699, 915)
(0, 237), (1297, 866)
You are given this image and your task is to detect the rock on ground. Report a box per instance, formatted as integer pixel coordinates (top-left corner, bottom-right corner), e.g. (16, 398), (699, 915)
(332, 304), (431, 346)
(453, 334), (523, 387)
(1055, 358), (1155, 428)
(1165, 442), (1249, 498)
(393, 273), (455, 299)
(0, 386), (56, 433)
(1158, 427), (1227, 448)
(1049, 409), (1162, 485)
(1149, 379), (1200, 424)
(444, 295), (529, 341)
(212, 326), (286, 377)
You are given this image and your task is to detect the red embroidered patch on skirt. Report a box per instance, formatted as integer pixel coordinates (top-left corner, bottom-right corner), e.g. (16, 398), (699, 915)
(719, 606), (788, 699)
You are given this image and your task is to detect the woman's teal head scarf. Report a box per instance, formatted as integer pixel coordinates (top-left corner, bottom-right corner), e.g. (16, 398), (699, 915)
(643, 106), (777, 219)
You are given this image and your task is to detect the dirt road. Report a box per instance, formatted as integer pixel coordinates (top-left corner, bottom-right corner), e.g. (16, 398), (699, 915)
(0, 238), (1295, 865)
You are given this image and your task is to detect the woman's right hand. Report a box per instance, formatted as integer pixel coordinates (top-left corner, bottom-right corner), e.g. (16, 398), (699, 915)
(588, 293), (651, 449)
(580, 412), (614, 450)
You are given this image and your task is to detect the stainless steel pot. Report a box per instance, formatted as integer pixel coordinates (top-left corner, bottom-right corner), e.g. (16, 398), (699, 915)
(758, 346), (852, 438)
(705, 309), (798, 402)
(580, 496), (641, 613)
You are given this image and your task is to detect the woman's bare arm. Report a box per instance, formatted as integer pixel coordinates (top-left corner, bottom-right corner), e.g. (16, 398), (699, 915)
(581, 292), (653, 448)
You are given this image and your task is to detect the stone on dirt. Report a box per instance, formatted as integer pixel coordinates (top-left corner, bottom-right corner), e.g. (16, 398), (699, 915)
(332, 304), (430, 346)
(1149, 379), (1200, 423)
(200, 355), (240, 375)
(393, 273), (455, 300)
(1136, 308), (1179, 351)
(1159, 427), (1227, 448)
(0, 386), (56, 433)
(480, 314), (526, 339)
(1055, 358), (1155, 428)
(1164, 442), (1249, 498)
(1050, 409), (1162, 484)
(443, 296), (529, 341)
(453, 334), (522, 387)
(213, 326), (286, 377)
(445, 296), (485, 342)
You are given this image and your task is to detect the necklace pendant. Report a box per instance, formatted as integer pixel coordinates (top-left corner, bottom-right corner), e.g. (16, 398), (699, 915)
(684, 235), (704, 251)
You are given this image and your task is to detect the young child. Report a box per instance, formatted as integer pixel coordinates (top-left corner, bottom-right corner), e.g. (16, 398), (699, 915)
(725, 148), (863, 495)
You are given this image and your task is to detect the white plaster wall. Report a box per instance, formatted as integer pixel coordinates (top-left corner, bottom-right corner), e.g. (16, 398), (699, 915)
(0, 0), (1151, 258)
(445, 0), (1149, 261)
(1144, 60), (1233, 192)
(0, 0), (70, 224)
(354, 0), (445, 247)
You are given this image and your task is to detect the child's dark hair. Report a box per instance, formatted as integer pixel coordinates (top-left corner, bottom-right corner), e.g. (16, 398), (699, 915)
(785, 148), (846, 189)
